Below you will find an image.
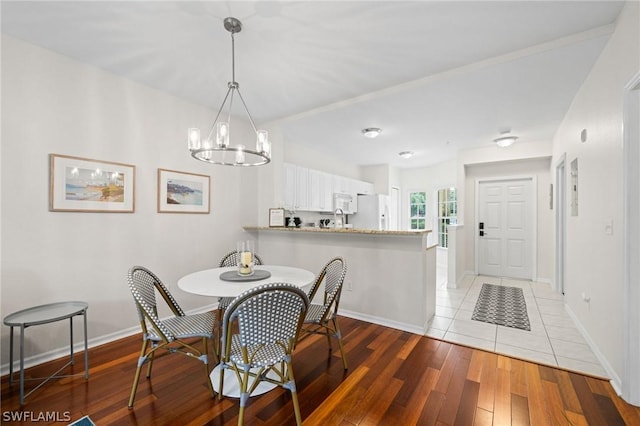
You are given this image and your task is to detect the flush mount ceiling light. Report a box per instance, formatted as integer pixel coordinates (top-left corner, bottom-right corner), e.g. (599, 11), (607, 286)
(494, 132), (518, 148)
(362, 128), (382, 138)
(187, 17), (270, 166)
(398, 151), (414, 159)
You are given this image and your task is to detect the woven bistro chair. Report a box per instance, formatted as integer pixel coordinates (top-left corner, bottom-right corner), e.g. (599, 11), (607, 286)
(217, 250), (264, 313)
(298, 257), (348, 369)
(218, 283), (309, 425)
(126, 266), (217, 408)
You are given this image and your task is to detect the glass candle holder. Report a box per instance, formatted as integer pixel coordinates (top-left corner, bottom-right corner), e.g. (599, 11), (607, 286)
(237, 240), (255, 276)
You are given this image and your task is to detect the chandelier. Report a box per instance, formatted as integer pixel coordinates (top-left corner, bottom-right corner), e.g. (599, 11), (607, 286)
(188, 17), (271, 166)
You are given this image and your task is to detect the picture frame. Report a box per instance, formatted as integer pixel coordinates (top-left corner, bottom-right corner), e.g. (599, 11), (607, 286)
(49, 154), (135, 212)
(269, 208), (286, 227)
(158, 168), (210, 214)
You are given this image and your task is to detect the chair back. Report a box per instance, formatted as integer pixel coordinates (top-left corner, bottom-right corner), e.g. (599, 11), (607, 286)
(127, 266), (184, 341)
(219, 250), (264, 267)
(222, 283), (309, 356)
(307, 257), (347, 321)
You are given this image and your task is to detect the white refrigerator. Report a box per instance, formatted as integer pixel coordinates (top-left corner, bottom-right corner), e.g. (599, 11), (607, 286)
(351, 194), (391, 230)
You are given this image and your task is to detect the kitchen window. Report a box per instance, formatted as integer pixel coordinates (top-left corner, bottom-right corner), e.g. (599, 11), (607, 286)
(437, 187), (457, 247)
(409, 191), (427, 230)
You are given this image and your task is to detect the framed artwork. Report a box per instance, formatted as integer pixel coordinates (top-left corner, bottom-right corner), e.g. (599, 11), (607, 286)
(49, 154), (135, 212)
(158, 168), (210, 213)
(269, 208), (285, 227)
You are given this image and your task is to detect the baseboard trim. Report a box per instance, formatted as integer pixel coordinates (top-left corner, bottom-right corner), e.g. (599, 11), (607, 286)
(565, 304), (622, 394)
(338, 309), (425, 336)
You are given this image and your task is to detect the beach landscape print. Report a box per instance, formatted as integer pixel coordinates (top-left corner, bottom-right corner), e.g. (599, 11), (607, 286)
(158, 169), (210, 213)
(50, 154), (135, 212)
(65, 166), (125, 202)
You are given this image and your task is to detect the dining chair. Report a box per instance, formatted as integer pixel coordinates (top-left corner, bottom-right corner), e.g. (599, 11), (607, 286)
(216, 250), (264, 313)
(126, 266), (217, 409)
(299, 257), (349, 369)
(218, 282), (309, 425)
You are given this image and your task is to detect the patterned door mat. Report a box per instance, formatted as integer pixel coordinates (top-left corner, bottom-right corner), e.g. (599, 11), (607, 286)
(471, 283), (531, 331)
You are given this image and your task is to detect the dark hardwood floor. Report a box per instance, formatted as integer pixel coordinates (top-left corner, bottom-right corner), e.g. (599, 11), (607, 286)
(2, 316), (639, 425)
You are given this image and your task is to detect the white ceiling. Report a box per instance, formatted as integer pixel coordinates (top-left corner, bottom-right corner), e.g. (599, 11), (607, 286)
(1, 1), (626, 168)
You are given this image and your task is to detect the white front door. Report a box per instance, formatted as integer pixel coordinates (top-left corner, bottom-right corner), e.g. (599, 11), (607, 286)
(478, 178), (534, 279)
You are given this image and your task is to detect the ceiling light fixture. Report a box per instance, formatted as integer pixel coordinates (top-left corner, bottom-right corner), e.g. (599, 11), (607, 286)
(187, 17), (270, 166)
(398, 151), (414, 159)
(362, 128), (382, 138)
(494, 132), (518, 148)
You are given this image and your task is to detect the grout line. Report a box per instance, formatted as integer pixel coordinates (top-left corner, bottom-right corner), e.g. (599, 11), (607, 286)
(529, 280), (560, 367)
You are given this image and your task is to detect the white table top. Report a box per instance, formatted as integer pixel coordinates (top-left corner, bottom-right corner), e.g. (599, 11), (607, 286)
(177, 265), (316, 298)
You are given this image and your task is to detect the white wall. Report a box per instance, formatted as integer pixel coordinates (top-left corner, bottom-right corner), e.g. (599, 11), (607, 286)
(0, 36), (260, 367)
(550, 1), (639, 390)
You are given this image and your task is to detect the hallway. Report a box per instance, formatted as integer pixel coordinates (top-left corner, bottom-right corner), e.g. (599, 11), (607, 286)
(426, 272), (608, 378)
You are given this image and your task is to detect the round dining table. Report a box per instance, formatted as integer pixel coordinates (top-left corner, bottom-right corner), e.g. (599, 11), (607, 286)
(177, 265), (316, 298)
(177, 264), (316, 398)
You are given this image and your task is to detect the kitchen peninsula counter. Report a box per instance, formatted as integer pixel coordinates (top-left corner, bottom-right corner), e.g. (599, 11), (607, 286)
(243, 226), (429, 236)
(243, 226), (436, 335)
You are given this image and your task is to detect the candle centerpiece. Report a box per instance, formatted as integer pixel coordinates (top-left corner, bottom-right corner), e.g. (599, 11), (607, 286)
(237, 240), (255, 276)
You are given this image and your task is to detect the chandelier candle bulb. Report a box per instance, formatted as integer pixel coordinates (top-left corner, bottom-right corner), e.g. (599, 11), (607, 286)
(257, 130), (269, 153)
(216, 122), (229, 148)
(235, 145), (245, 164)
(188, 128), (201, 150)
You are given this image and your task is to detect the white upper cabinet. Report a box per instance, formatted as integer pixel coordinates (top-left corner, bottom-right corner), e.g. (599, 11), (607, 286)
(295, 166), (309, 211)
(309, 170), (333, 212)
(283, 163), (309, 211)
(352, 179), (375, 195)
(283, 163), (296, 211)
(283, 163), (372, 213)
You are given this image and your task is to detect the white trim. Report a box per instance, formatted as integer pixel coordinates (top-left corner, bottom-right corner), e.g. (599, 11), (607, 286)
(554, 153), (567, 295)
(339, 309), (426, 336)
(474, 175), (537, 280)
(565, 305), (621, 393)
(622, 70), (640, 405)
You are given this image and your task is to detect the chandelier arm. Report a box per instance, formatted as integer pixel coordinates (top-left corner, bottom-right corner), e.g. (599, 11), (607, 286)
(206, 85), (234, 142)
(235, 88), (259, 133)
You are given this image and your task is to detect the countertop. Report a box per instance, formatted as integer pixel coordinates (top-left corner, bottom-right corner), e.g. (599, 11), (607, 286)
(243, 226), (431, 236)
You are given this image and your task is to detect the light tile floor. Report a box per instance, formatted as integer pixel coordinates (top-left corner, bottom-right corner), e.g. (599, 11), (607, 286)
(426, 268), (608, 378)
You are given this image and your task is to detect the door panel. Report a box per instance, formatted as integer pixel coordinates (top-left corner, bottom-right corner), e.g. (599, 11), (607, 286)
(478, 179), (533, 279)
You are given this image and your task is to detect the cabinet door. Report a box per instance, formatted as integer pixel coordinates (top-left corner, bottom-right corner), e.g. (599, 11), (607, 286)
(321, 172), (334, 212)
(295, 166), (309, 211)
(309, 169), (322, 211)
(333, 175), (349, 194)
(283, 163), (296, 211)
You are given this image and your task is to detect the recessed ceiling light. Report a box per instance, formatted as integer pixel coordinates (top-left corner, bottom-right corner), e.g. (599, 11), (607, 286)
(398, 151), (414, 159)
(362, 128), (382, 138)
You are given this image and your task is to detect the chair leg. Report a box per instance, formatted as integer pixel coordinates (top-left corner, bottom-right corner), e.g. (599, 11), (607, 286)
(332, 317), (348, 370)
(218, 363), (225, 400)
(128, 339), (149, 409)
(287, 362), (302, 426)
(237, 368), (251, 426)
(202, 337), (215, 398)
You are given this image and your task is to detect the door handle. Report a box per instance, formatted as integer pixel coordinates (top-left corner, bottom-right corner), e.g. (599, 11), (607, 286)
(479, 222), (484, 236)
